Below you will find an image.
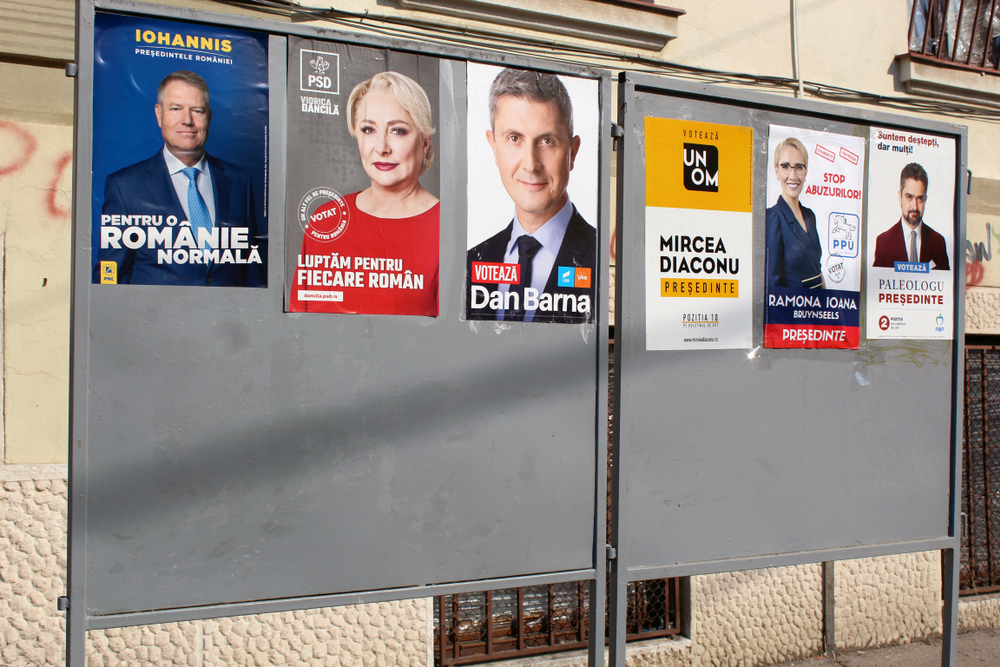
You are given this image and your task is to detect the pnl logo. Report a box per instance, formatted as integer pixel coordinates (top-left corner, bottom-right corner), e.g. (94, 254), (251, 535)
(100, 261), (117, 285)
(557, 266), (592, 288)
(300, 50), (339, 95)
(828, 212), (859, 258)
(682, 143), (719, 192)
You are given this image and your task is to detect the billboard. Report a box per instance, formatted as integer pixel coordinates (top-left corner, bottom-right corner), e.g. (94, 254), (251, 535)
(643, 117), (754, 350)
(284, 39), (441, 315)
(763, 125), (866, 349)
(91, 13), (268, 287)
(865, 128), (956, 339)
(464, 62), (600, 324)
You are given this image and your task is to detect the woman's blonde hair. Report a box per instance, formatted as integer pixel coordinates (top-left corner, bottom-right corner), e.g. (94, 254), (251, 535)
(773, 137), (808, 170)
(347, 71), (436, 175)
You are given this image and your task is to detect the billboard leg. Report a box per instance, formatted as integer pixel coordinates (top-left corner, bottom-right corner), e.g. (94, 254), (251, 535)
(608, 554), (627, 667)
(941, 547), (959, 667)
(588, 576), (606, 667)
(822, 560), (835, 658)
(66, 604), (86, 667)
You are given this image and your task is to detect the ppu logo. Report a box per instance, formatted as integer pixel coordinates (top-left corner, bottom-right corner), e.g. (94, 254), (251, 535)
(683, 143), (719, 192)
(828, 212), (859, 258)
(300, 50), (339, 95)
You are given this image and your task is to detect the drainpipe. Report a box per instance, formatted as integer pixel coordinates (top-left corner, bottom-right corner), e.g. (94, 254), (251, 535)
(791, 0), (804, 98)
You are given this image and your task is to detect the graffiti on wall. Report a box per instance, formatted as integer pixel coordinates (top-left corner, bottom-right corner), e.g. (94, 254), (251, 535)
(966, 220), (998, 288)
(0, 120), (73, 220)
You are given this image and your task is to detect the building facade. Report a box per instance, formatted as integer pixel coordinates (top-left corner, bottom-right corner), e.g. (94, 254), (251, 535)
(2, 0), (1000, 665)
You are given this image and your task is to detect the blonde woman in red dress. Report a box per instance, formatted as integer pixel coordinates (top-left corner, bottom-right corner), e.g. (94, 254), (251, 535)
(291, 71), (440, 315)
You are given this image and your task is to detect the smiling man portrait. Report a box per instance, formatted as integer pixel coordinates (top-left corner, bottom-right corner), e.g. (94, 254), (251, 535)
(97, 69), (264, 286)
(466, 67), (596, 324)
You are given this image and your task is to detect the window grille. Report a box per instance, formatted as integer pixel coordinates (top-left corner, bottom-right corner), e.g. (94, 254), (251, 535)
(908, 0), (1000, 72)
(434, 579), (682, 666)
(962, 346), (1000, 593)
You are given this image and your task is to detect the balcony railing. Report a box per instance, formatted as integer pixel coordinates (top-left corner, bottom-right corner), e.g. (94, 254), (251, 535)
(909, 0), (1000, 71)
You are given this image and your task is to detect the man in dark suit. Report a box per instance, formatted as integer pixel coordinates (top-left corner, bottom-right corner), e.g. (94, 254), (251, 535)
(96, 70), (265, 287)
(873, 162), (949, 271)
(466, 68), (596, 324)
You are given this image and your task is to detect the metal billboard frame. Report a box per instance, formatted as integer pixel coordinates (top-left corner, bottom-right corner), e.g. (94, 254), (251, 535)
(68, 2), (612, 665)
(609, 71), (967, 667)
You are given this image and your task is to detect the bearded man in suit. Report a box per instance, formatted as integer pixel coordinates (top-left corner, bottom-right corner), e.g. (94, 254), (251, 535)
(873, 162), (949, 271)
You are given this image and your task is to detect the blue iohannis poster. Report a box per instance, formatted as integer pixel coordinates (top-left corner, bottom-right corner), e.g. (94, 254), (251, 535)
(91, 12), (268, 287)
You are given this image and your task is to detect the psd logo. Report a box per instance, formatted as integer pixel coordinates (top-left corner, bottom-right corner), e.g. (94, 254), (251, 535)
(683, 143), (718, 192)
(557, 266), (592, 288)
(300, 50), (339, 95)
(828, 212), (859, 258)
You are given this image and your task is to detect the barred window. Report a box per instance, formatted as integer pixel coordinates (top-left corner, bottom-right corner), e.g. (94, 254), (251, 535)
(961, 346), (1000, 594)
(434, 578), (683, 666)
(909, 0), (1000, 71)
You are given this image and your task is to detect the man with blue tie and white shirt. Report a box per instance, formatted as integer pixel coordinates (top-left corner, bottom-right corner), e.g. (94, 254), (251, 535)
(96, 70), (264, 286)
(466, 68), (596, 324)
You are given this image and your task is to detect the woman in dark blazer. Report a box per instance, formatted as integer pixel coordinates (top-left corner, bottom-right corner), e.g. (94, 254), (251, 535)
(765, 137), (824, 290)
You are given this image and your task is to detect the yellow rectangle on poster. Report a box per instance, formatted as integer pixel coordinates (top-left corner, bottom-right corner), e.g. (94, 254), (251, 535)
(645, 117), (753, 212)
(100, 261), (117, 284)
(660, 278), (739, 298)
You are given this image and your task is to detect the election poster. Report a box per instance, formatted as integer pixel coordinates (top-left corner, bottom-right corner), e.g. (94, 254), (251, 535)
(285, 38), (441, 315)
(91, 13), (268, 287)
(763, 125), (865, 349)
(865, 129), (955, 339)
(643, 118), (753, 350)
(465, 62), (600, 324)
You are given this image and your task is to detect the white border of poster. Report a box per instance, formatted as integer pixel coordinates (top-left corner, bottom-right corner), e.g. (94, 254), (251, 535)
(865, 129), (955, 339)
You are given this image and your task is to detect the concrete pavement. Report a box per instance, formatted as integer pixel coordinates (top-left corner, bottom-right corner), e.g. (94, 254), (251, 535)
(771, 628), (1000, 667)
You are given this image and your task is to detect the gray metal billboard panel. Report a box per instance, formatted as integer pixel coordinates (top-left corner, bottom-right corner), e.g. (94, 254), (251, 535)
(73, 1), (610, 622)
(614, 75), (963, 575)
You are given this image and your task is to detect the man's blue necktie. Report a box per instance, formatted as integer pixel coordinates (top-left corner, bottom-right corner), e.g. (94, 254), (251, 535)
(507, 235), (542, 322)
(181, 167), (212, 231)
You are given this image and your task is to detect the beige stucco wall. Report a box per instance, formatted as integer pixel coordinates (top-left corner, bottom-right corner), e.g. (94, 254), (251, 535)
(835, 553), (942, 649)
(0, 60), (75, 466)
(690, 566), (824, 666)
(959, 593), (1000, 631)
(966, 288), (1000, 334)
(0, 118), (73, 465)
(1, 472), (432, 666)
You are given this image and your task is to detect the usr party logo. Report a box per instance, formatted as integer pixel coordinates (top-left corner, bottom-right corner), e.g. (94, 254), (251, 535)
(557, 266), (592, 289)
(683, 143), (719, 192)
